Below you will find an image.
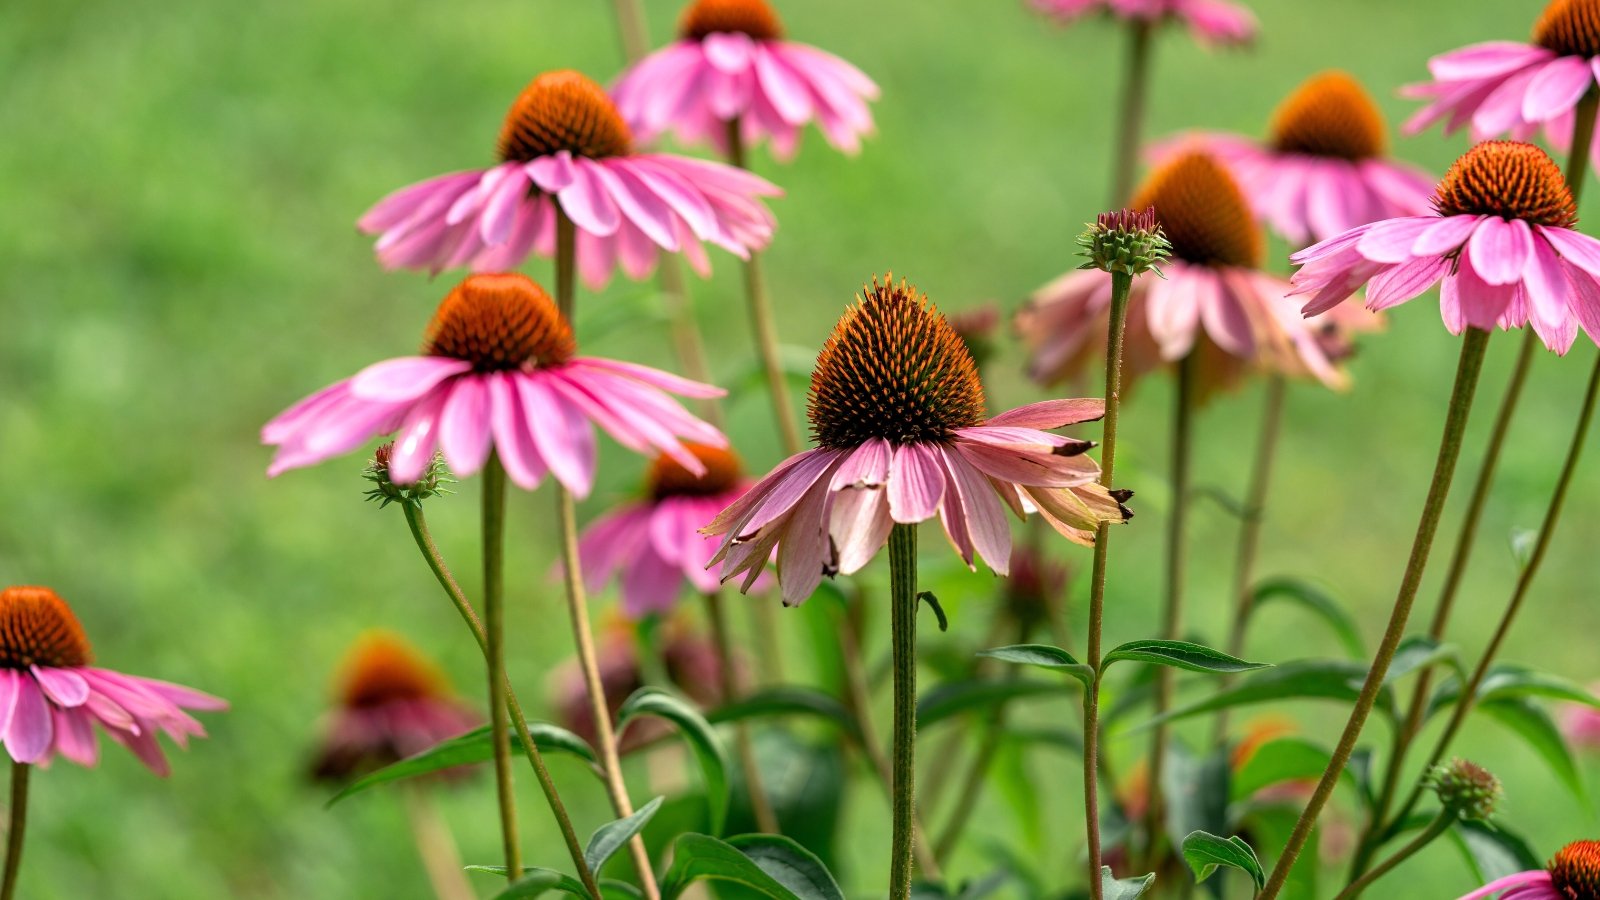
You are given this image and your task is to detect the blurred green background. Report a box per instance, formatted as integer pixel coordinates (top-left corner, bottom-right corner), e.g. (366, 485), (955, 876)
(3, 0), (1599, 896)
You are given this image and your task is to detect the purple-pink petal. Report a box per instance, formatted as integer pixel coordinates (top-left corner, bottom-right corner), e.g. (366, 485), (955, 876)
(887, 443), (946, 523)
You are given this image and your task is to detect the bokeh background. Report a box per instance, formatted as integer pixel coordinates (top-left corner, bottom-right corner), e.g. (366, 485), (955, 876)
(3, 0), (1598, 897)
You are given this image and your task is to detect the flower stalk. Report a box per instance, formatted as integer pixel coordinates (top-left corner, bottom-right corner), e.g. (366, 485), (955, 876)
(705, 591), (780, 834)
(403, 785), (477, 900)
(888, 523), (921, 900)
(1334, 810), (1453, 900)
(1111, 21), (1154, 206)
(0, 762), (28, 900)
(481, 455), (522, 882)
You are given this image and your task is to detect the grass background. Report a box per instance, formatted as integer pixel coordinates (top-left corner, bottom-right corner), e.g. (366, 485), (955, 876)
(3, 0), (1599, 896)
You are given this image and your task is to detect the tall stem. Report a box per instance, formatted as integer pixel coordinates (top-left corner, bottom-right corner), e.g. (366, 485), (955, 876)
(888, 524), (921, 900)
(608, 0), (650, 63)
(1257, 328), (1491, 900)
(725, 118), (803, 456)
(403, 785), (477, 900)
(1334, 812), (1452, 900)
(1110, 22), (1154, 206)
(400, 503), (601, 898)
(0, 762), (28, 900)
(659, 259), (724, 428)
(482, 455), (522, 881)
(1144, 349), (1195, 863)
(705, 591), (780, 834)
(1083, 268), (1134, 899)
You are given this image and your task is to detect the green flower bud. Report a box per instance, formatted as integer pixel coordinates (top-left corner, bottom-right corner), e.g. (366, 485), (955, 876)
(1426, 758), (1501, 821)
(363, 443), (454, 508)
(1077, 206), (1172, 277)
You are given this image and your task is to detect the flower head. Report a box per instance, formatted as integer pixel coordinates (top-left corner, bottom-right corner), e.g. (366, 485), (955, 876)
(1456, 840), (1600, 900)
(706, 277), (1127, 606)
(360, 70), (781, 287)
(579, 443), (771, 618)
(310, 631), (480, 783)
(1427, 758), (1502, 821)
(1029, 0), (1257, 48)
(363, 443), (454, 508)
(1291, 141), (1600, 354)
(1079, 206), (1171, 276)
(0, 586), (225, 773)
(551, 620), (725, 751)
(1019, 153), (1348, 398)
(263, 273), (727, 497)
(1000, 544), (1070, 630)
(1560, 685), (1600, 750)
(613, 0), (879, 160)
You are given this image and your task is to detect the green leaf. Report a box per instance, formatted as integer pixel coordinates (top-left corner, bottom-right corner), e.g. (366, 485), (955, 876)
(467, 866), (585, 899)
(1448, 819), (1543, 884)
(659, 833), (844, 900)
(916, 679), (1074, 730)
(977, 644), (1096, 688)
(1147, 660), (1394, 728)
(1231, 737), (1353, 803)
(707, 687), (864, 744)
(1244, 808), (1318, 900)
(1101, 867), (1155, 900)
(1381, 636), (1461, 688)
(1181, 831), (1266, 890)
(1478, 665), (1600, 708)
(1478, 697), (1585, 798)
(1161, 743), (1230, 862)
(617, 688), (730, 836)
(326, 722), (597, 806)
(1250, 578), (1365, 658)
(1104, 640), (1269, 675)
(586, 796), (664, 874)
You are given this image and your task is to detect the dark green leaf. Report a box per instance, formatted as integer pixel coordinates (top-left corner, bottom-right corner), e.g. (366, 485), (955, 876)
(1146, 660), (1394, 729)
(1104, 640), (1269, 675)
(1381, 636), (1459, 687)
(617, 688), (730, 835)
(1181, 831), (1266, 890)
(1478, 665), (1600, 709)
(1101, 868), (1155, 900)
(707, 687), (863, 744)
(978, 644), (1096, 689)
(1250, 578), (1365, 658)
(1478, 697), (1585, 797)
(1161, 743), (1230, 860)
(659, 833), (844, 900)
(327, 722), (597, 806)
(919, 591), (949, 631)
(586, 796), (664, 874)
(1448, 819), (1543, 884)
(917, 679), (1074, 730)
(467, 866), (584, 899)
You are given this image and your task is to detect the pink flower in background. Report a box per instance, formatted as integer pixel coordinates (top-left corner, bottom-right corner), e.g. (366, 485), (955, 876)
(1019, 151), (1348, 398)
(1455, 840), (1600, 899)
(551, 622), (725, 752)
(0, 586), (225, 774)
(1291, 142), (1600, 354)
(263, 273), (725, 497)
(1404, 1), (1600, 169)
(1029, 0), (1256, 47)
(705, 278), (1128, 607)
(579, 444), (771, 618)
(613, 0), (879, 160)
(1154, 71), (1435, 246)
(310, 631), (480, 783)
(359, 70), (781, 288)
(1559, 684), (1600, 750)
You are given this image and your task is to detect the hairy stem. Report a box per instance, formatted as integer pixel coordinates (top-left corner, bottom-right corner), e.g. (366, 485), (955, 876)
(888, 524), (920, 900)
(482, 455), (522, 881)
(0, 763), (28, 900)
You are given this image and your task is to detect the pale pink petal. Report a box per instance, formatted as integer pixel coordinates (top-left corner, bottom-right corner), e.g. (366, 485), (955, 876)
(349, 356), (473, 403)
(7, 676), (53, 764)
(1540, 224), (1600, 277)
(516, 374), (598, 498)
(437, 376), (494, 478)
(1429, 42), (1553, 81)
(1413, 215), (1483, 256)
(1468, 216), (1534, 285)
(986, 398), (1105, 428)
(1356, 216), (1436, 263)
(887, 443), (945, 524)
(486, 373), (547, 490)
(1455, 870), (1552, 900)
(387, 387), (451, 485)
(0, 672), (20, 743)
(830, 438), (893, 489)
(574, 358), (727, 399)
(1523, 236), (1579, 353)
(31, 667), (89, 708)
(52, 707), (98, 767)
(558, 159), (624, 237)
(1365, 257), (1449, 311)
(1523, 55), (1596, 122)
(775, 462), (842, 605)
(938, 447), (1011, 574)
(830, 487), (893, 575)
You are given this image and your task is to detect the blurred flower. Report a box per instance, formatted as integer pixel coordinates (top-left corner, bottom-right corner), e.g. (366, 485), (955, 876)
(1154, 71), (1435, 246)
(1404, 0), (1600, 170)
(1018, 152), (1347, 399)
(947, 303), (1002, 369)
(613, 0), (879, 160)
(1560, 685), (1600, 749)
(1455, 840), (1600, 899)
(359, 70), (781, 287)
(706, 277), (1126, 606)
(551, 620), (725, 752)
(310, 631), (480, 783)
(1291, 141), (1600, 354)
(1002, 544), (1071, 631)
(1028, 0), (1256, 48)
(579, 444), (771, 618)
(263, 273), (726, 497)
(0, 586), (225, 774)
(1427, 758), (1502, 821)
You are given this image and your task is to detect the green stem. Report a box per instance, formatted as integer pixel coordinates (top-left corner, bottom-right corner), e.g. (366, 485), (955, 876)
(482, 456), (522, 881)
(888, 524), (920, 900)
(1257, 328), (1491, 900)
(1335, 812), (1453, 900)
(705, 591), (780, 834)
(404, 785), (477, 900)
(608, 0), (650, 63)
(658, 258), (724, 429)
(400, 503), (600, 898)
(1082, 268), (1133, 898)
(1144, 349), (1195, 866)
(0, 762), (28, 900)
(1110, 22), (1154, 206)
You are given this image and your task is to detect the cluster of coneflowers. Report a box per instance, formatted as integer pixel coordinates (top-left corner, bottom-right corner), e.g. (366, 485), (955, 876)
(22, 0), (1600, 897)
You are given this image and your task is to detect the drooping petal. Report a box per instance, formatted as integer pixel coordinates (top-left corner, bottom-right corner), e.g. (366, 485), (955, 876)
(830, 487), (893, 575)
(887, 443), (946, 523)
(31, 667), (90, 708)
(437, 376), (494, 478)
(985, 398), (1105, 428)
(831, 438), (893, 489)
(7, 675), (53, 764)
(938, 447), (1011, 574)
(1467, 216), (1534, 286)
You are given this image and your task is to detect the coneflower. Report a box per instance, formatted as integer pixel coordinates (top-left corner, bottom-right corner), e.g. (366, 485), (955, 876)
(1457, 840), (1600, 900)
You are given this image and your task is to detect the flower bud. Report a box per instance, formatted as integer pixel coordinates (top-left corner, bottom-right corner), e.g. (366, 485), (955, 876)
(1078, 206), (1171, 276)
(363, 443), (454, 507)
(1426, 758), (1501, 821)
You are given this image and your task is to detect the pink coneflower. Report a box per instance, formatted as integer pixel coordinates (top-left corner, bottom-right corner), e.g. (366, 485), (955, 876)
(1560, 685), (1600, 750)
(551, 621), (724, 752)
(310, 631), (480, 783)
(612, 0), (879, 161)
(579, 443), (770, 618)
(0, 586), (225, 774)
(359, 70), (781, 287)
(1404, 0), (1600, 167)
(1018, 153), (1347, 398)
(1291, 141), (1600, 354)
(705, 277), (1130, 606)
(1156, 71), (1435, 246)
(1457, 840), (1600, 899)
(1029, 0), (1256, 47)
(263, 273), (725, 497)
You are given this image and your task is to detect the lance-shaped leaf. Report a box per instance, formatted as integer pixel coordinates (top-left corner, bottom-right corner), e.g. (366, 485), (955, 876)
(707, 687), (863, 744)
(587, 796), (665, 874)
(917, 679), (1074, 729)
(1143, 660), (1395, 729)
(1101, 868), (1156, 900)
(978, 644), (1096, 689)
(660, 833), (845, 900)
(1181, 831), (1266, 890)
(617, 688), (730, 836)
(326, 722), (598, 806)
(1103, 640), (1269, 675)
(1249, 578), (1365, 658)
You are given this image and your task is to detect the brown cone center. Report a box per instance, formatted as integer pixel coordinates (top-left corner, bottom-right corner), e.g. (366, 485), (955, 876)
(424, 273), (575, 371)
(1433, 141), (1577, 228)
(680, 0), (785, 41)
(497, 70), (633, 163)
(1550, 840), (1600, 900)
(648, 444), (744, 499)
(0, 586), (92, 669)
(808, 277), (988, 449)
(1132, 152), (1264, 269)
(1536, 0), (1600, 57)
(339, 632), (449, 709)
(1270, 71), (1387, 160)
